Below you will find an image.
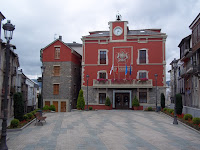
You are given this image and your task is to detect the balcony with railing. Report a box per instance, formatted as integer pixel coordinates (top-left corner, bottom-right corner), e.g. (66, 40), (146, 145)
(193, 64), (200, 75)
(185, 62), (193, 74)
(93, 79), (153, 88)
(180, 67), (186, 77)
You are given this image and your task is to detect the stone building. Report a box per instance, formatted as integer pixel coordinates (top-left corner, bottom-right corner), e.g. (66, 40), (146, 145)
(0, 12), (20, 118)
(41, 36), (82, 112)
(81, 14), (167, 110)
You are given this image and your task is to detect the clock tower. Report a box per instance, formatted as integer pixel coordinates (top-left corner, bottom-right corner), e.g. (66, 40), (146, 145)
(109, 13), (128, 42)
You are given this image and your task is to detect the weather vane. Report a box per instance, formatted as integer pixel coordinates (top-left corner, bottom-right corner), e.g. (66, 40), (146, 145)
(116, 11), (122, 21)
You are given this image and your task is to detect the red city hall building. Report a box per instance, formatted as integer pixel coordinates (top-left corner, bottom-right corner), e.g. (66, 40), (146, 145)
(82, 15), (167, 110)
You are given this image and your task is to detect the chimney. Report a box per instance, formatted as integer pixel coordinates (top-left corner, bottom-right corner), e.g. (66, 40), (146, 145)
(59, 36), (62, 41)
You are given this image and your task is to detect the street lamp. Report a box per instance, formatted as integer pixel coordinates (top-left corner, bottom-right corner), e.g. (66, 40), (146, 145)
(0, 20), (15, 150)
(172, 58), (178, 125)
(154, 74), (158, 112)
(41, 66), (45, 110)
(86, 74), (89, 111)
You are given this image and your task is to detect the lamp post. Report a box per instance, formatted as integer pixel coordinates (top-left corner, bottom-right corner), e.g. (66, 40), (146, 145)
(154, 74), (158, 112)
(0, 20), (15, 150)
(86, 75), (89, 111)
(41, 66), (45, 110)
(172, 58), (178, 125)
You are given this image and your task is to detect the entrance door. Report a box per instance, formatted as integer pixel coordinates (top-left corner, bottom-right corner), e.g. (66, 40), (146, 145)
(53, 101), (58, 112)
(115, 93), (129, 109)
(61, 101), (66, 112)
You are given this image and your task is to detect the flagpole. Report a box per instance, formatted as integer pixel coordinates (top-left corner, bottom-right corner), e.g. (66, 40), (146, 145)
(125, 63), (126, 80)
(114, 66), (115, 80)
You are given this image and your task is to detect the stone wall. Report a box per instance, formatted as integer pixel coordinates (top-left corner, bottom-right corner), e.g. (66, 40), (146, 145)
(82, 87), (166, 109)
(43, 61), (81, 111)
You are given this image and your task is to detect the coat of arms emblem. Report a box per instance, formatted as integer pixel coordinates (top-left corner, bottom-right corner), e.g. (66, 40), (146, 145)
(117, 51), (128, 62)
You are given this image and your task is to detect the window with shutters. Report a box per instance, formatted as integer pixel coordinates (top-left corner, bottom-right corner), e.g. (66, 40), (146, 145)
(53, 84), (59, 95)
(54, 66), (60, 76)
(55, 47), (60, 59)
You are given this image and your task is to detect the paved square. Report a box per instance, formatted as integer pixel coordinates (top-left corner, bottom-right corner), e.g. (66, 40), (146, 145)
(7, 110), (200, 150)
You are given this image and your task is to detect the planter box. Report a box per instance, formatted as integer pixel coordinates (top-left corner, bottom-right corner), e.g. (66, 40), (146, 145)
(84, 105), (112, 110)
(133, 106), (143, 110)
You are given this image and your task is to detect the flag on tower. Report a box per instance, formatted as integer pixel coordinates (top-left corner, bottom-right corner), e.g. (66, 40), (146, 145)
(130, 64), (132, 75)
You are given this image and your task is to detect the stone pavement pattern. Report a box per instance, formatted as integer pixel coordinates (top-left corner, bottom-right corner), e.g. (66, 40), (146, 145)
(6, 110), (200, 150)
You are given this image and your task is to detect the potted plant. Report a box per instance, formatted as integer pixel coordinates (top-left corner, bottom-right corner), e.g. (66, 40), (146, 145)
(105, 96), (112, 110)
(132, 96), (140, 110)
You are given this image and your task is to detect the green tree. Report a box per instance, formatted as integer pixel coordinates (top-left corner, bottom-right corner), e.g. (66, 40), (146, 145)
(77, 89), (85, 110)
(132, 96), (139, 107)
(176, 94), (183, 115)
(161, 93), (165, 109)
(14, 92), (24, 121)
(105, 96), (111, 106)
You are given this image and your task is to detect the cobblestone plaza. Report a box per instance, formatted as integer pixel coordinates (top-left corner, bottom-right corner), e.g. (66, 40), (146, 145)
(7, 110), (200, 150)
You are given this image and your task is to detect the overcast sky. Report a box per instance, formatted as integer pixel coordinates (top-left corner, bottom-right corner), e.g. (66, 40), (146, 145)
(1, 0), (200, 80)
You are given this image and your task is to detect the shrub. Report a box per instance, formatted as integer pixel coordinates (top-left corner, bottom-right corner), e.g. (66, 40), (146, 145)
(192, 118), (200, 125)
(105, 97), (111, 106)
(160, 93), (165, 109)
(10, 119), (20, 128)
(176, 94), (183, 115)
(14, 92), (24, 121)
(147, 107), (153, 111)
(163, 108), (167, 112)
(43, 105), (50, 111)
(27, 113), (33, 119)
(31, 111), (36, 116)
(132, 96), (139, 107)
(77, 89), (85, 110)
(183, 114), (193, 120)
(49, 105), (56, 111)
(167, 109), (174, 114)
(89, 107), (93, 110)
(23, 114), (28, 121)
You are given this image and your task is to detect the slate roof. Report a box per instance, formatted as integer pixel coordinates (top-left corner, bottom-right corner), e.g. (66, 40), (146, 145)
(65, 42), (82, 47)
(84, 29), (164, 38)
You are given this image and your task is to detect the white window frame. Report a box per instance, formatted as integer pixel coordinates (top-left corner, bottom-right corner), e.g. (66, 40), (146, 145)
(97, 70), (108, 79)
(137, 48), (149, 64)
(137, 70), (149, 79)
(98, 49), (108, 65)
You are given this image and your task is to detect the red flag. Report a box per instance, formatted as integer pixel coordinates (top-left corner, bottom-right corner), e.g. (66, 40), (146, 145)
(116, 66), (118, 74)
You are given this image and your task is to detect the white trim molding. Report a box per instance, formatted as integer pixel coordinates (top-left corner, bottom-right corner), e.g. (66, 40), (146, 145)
(98, 49), (108, 65)
(137, 70), (149, 79)
(97, 70), (108, 79)
(113, 90), (132, 109)
(137, 48), (149, 64)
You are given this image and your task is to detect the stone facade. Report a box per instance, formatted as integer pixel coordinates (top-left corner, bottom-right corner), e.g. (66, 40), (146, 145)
(82, 86), (166, 109)
(43, 61), (81, 112)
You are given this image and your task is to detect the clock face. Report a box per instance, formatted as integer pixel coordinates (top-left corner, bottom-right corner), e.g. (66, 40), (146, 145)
(114, 26), (123, 36)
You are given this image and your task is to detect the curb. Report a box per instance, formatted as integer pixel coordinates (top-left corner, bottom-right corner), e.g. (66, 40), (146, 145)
(159, 112), (200, 134)
(7, 118), (36, 132)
